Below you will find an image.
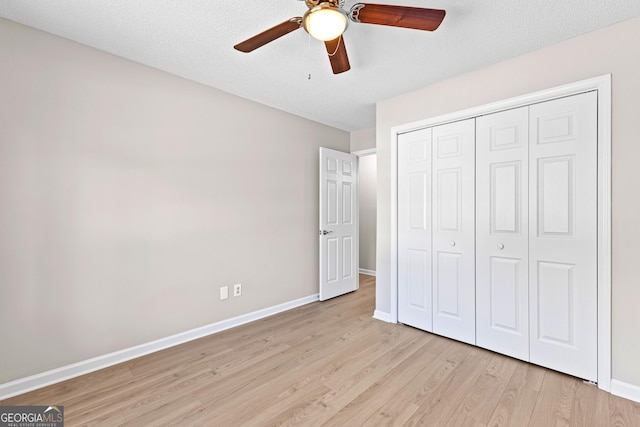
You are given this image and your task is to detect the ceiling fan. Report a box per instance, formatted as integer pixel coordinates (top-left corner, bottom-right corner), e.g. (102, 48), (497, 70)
(234, 0), (446, 74)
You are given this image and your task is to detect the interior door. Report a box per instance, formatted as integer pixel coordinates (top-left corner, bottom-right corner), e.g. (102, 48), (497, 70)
(529, 92), (598, 381)
(431, 119), (476, 345)
(319, 147), (358, 301)
(476, 106), (530, 361)
(398, 128), (433, 331)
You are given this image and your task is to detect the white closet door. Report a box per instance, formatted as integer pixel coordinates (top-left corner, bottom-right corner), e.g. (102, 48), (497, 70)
(529, 92), (598, 381)
(398, 129), (433, 331)
(476, 107), (530, 361)
(432, 119), (476, 345)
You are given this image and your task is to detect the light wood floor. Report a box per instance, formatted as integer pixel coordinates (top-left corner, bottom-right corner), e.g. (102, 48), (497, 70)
(3, 275), (639, 426)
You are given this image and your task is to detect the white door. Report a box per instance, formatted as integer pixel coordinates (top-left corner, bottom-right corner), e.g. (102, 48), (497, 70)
(529, 92), (598, 381)
(319, 147), (358, 301)
(398, 128), (433, 331)
(432, 119), (476, 345)
(476, 107), (530, 361)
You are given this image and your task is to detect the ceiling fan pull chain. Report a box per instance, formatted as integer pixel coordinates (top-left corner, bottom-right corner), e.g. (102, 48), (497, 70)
(328, 35), (342, 57)
(307, 32), (312, 80)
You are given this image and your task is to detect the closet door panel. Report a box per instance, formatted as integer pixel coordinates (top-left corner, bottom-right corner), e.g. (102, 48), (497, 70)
(398, 129), (433, 331)
(432, 119), (475, 345)
(476, 107), (529, 361)
(529, 92), (598, 381)
(435, 251), (462, 317)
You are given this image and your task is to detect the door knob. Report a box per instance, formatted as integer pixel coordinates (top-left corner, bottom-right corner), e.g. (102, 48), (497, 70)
(321, 230), (333, 235)
(498, 243), (504, 250)
(450, 241), (456, 247)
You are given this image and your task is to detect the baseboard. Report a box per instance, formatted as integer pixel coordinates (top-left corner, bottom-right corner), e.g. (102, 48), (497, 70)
(0, 293), (319, 401)
(373, 310), (392, 323)
(359, 269), (376, 276)
(611, 379), (640, 403)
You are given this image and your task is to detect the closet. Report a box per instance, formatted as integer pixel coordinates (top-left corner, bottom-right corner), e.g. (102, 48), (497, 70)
(397, 91), (598, 381)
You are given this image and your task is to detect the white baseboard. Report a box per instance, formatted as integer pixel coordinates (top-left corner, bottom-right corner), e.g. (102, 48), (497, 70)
(373, 310), (392, 323)
(359, 269), (376, 276)
(0, 294), (319, 401)
(611, 379), (640, 403)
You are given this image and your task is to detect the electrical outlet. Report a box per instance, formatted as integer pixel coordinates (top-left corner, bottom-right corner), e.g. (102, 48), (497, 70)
(233, 283), (242, 297)
(220, 286), (229, 300)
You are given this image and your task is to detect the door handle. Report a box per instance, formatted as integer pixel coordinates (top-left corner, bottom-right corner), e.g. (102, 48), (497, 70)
(320, 230), (333, 235)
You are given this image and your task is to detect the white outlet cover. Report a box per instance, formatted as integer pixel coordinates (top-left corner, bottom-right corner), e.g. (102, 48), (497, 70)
(220, 286), (229, 300)
(233, 283), (241, 296)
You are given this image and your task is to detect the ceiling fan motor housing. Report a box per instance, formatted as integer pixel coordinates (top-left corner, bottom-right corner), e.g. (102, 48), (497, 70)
(304, 0), (344, 8)
(303, 1), (349, 41)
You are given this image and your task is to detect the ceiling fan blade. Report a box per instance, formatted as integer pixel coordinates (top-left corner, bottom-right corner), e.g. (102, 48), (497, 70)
(350, 4), (445, 31)
(325, 36), (350, 74)
(234, 17), (302, 52)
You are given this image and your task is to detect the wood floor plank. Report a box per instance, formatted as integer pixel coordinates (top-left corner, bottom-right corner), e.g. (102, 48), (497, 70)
(358, 351), (440, 426)
(406, 345), (494, 426)
(192, 316), (394, 409)
(0, 363), (135, 407)
(63, 340), (291, 422)
(323, 340), (444, 426)
(327, 338), (479, 426)
(122, 395), (203, 425)
(281, 337), (435, 427)
(486, 361), (546, 427)
(215, 382), (332, 426)
(358, 338), (471, 426)
(528, 369), (579, 426)
(263, 363), (392, 427)
(2, 274), (639, 427)
(443, 413), (486, 427)
(610, 392), (640, 427)
(68, 409), (128, 427)
(447, 352), (519, 425)
(220, 325), (424, 426)
(570, 381), (610, 427)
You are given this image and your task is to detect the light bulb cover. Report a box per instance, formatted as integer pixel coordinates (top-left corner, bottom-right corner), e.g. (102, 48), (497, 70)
(303, 3), (348, 41)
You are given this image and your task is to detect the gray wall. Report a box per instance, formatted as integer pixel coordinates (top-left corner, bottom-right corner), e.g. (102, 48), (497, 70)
(350, 128), (376, 152)
(358, 155), (376, 272)
(351, 128), (377, 273)
(376, 15), (640, 388)
(0, 18), (349, 384)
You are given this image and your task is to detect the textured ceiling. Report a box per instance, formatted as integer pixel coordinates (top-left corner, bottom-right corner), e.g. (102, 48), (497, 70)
(1, 0), (640, 131)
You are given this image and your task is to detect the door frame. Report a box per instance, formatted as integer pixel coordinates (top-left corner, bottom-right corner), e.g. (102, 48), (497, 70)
(388, 74), (612, 391)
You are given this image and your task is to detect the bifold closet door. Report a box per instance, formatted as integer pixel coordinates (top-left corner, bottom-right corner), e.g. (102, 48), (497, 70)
(432, 119), (476, 345)
(398, 129), (433, 331)
(476, 107), (530, 361)
(529, 92), (598, 381)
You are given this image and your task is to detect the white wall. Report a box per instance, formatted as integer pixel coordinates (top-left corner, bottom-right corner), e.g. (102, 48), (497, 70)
(0, 18), (349, 384)
(376, 15), (640, 389)
(358, 155), (376, 272)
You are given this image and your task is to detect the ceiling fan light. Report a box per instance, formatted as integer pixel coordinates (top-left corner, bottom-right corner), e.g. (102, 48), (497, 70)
(304, 5), (348, 41)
